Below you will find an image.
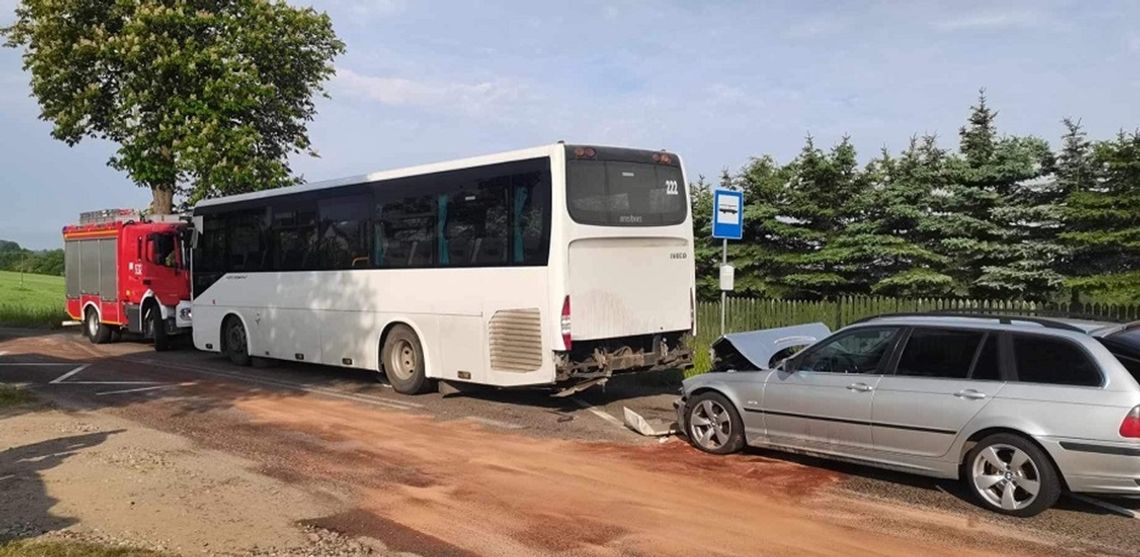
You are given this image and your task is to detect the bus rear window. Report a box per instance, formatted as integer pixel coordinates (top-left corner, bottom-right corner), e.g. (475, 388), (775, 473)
(566, 160), (686, 226)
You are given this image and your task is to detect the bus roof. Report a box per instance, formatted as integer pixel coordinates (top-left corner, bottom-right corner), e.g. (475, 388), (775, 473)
(195, 143), (565, 209)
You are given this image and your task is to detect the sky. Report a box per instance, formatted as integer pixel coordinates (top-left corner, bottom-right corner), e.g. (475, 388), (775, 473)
(2, 0), (1139, 249)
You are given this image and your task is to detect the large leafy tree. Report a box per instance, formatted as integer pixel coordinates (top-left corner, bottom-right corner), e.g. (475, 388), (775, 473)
(2, 0), (345, 214)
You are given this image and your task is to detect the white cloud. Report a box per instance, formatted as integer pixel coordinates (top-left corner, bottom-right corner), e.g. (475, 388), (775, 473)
(331, 67), (529, 116)
(934, 10), (1052, 32)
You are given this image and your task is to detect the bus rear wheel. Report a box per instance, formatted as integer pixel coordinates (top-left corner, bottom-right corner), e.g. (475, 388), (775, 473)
(84, 307), (113, 345)
(381, 324), (431, 395)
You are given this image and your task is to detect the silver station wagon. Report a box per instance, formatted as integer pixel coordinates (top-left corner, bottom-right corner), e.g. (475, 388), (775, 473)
(676, 314), (1140, 516)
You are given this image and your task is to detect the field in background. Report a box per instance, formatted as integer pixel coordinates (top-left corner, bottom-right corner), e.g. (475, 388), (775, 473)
(0, 270), (68, 328)
(689, 296), (1140, 376)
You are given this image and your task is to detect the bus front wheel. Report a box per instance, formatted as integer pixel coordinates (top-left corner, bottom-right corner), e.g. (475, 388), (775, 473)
(222, 316), (252, 367)
(381, 324), (431, 395)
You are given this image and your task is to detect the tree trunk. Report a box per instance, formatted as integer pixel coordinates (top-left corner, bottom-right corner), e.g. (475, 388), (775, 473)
(151, 186), (174, 215)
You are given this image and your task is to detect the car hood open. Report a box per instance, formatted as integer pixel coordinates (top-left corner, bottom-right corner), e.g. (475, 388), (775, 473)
(712, 322), (831, 370)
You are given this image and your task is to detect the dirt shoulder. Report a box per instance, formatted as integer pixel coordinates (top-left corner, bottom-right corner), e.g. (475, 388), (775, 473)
(0, 403), (393, 556)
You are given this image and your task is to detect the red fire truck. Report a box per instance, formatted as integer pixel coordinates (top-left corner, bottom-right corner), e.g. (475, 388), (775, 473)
(63, 209), (193, 350)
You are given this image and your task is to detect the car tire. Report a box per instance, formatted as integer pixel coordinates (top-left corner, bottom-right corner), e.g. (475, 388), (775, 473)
(85, 307), (113, 345)
(963, 433), (1061, 517)
(222, 316), (252, 367)
(685, 391), (746, 455)
(381, 324), (432, 395)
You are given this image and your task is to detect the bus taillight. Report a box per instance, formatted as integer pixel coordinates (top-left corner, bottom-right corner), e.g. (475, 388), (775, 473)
(561, 296), (572, 350)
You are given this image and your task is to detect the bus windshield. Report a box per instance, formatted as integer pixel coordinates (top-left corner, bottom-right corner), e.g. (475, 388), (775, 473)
(566, 159), (686, 226)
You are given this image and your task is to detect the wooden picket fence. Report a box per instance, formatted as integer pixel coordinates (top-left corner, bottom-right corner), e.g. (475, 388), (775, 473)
(693, 297), (1140, 366)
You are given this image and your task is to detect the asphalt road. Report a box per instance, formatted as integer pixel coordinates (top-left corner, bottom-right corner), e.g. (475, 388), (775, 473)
(2, 328), (1138, 556)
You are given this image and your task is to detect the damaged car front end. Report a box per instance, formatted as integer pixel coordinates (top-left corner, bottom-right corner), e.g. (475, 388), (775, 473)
(674, 323), (830, 440)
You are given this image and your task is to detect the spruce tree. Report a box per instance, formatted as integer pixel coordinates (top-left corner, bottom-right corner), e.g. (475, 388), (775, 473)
(1062, 130), (1140, 302)
(774, 136), (862, 298)
(730, 157), (797, 297)
(842, 137), (953, 296)
(936, 91), (1055, 298)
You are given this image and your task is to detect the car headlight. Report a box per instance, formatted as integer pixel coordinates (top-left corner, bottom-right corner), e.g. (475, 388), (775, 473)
(179, 307), (192, 320)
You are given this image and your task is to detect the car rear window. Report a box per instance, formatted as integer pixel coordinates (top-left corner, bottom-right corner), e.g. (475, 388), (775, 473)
(1011, 334), (1102, 387)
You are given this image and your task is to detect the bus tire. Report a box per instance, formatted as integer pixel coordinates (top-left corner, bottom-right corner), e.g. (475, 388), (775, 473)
(222, 316), (252, 367)
(148, 303), (171, 352)
(381, 324), (432, 395)
(85, 307), (113, 345)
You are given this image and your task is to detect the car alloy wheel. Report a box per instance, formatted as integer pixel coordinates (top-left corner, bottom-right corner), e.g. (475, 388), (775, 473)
(971, 443), (1042, 512)
(689, 398), (733, 451)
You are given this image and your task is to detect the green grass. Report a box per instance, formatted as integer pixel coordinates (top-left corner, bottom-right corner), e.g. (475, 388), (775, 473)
(0, 385), (36, 408)
(0, 270), (68, 328)
(0, 540), (173, 557)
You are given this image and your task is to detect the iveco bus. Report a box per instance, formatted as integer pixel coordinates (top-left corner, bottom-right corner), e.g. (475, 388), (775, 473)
(190, 144), (695, 394)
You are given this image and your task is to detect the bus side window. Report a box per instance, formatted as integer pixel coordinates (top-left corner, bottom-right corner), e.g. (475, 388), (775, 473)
(317, 195), (370, 270)
(512, 171), (549, 265)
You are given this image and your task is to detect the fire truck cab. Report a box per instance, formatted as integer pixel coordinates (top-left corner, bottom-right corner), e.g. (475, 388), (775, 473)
(63, 209), (193, 350)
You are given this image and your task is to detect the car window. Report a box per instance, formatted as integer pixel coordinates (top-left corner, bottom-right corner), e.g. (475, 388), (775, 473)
(1098, 329), (1140, 384)
(1012, 334), (1102, 387)
(971, 335), (1002, 381)
(793, 327), (899, 374)
(896, 328), (985, 379)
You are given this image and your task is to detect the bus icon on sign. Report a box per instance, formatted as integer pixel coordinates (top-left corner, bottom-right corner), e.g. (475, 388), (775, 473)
(712, 189), (743, 240)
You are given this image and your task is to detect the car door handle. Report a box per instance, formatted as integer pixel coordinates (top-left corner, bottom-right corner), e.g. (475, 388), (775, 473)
(846, 383), (873, 392)
(954, 389), (987, 400)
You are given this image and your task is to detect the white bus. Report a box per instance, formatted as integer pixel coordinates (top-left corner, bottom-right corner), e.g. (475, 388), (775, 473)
(190, 143), (695, 394)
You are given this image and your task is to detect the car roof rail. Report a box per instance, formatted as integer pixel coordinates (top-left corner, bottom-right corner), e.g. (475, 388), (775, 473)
(850, 311), (1088, 333)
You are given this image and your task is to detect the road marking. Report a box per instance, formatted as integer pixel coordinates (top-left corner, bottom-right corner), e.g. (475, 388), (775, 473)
(96, 383), (190, 396)
(568, 397), (627, 430)
(49, 364), (90, 384)
(465, 416), (526, 430)
(1070, 494), (1140, 519)
(126, 357), (423, 411)
(46, 363), (164, 386)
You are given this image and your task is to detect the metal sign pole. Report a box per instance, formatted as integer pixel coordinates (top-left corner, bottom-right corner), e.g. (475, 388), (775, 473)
(712, 189), (743, 340)
(720, 238), (727, 337)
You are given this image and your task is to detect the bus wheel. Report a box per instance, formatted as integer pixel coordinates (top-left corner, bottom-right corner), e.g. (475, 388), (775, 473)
(85, 308), (113, 345)
(382, 324), (431, 395)
(222, 316), (251, 367)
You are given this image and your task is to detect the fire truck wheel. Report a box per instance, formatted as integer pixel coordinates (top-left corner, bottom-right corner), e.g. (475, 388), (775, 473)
(85, 308), (113, 345)
(149, 304), (171, 352)
(222, 316), (252, 367)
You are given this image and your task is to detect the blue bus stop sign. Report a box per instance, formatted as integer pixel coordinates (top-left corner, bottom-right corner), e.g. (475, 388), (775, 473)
(712, 189), (744, 240)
